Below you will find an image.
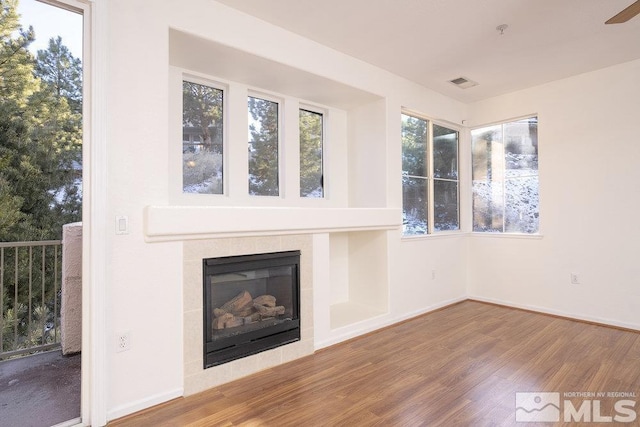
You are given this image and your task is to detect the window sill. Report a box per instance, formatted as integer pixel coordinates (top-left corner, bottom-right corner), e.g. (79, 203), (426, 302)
(401, 231), (465, 241)
(469, 232), (544, 240)
(401, 231), (544, 242)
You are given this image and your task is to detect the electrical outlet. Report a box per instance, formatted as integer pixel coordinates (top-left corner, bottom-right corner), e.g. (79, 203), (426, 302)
(431, 269), (436, 280)
(116, 331), (131, 352)
(570, 273), (580, 285)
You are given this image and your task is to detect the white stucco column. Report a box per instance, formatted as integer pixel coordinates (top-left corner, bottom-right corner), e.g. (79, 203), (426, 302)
(61, 222), (83, 355)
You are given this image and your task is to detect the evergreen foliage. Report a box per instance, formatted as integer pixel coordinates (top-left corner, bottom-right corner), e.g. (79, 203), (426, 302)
(182, 81), (222, 153)
(35, 36), (82, 113)
(299, 109), (323, 197)
(401, 114), (428, 233)
(248, 96), (279, 196)
(0, 0), (82, 242)
(0, 0), (81, 356)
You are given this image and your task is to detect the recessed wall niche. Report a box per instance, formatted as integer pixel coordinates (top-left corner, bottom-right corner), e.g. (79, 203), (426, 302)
(330, 230), (389, 329)
(167, 28), (388, 210)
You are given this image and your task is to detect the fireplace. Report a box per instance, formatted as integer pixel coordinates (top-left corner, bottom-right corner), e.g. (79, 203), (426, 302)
(203, 250), (301, 368)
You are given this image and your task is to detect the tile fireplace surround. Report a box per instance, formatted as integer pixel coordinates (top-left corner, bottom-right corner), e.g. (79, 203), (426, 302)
(183, 235), (314, 396)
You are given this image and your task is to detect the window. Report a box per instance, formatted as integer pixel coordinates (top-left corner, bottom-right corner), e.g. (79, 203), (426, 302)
(182, 80), (224, 194)
(433, 124), (460, 231)
(402, 113), (459, 235)
(248, 95), (279, 196)
(299, 108), (324, 198)
(179, 80), (328, 200)
(471, 116), (539, 233)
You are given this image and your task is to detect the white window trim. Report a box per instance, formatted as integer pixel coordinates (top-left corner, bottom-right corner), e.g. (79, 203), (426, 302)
(170, 68), (339, 207)
(36, 0), (98, 425)
(43, 0), (109, 425)
(470, 115), (540, 235)
(181, 75), (228, 197)
(299, 104), (326, 199)
(401, 110), (462, 238)
(470, 231), (543, 239)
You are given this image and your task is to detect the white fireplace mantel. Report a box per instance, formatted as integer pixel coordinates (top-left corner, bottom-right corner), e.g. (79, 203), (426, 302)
(144, 206), (401, 241)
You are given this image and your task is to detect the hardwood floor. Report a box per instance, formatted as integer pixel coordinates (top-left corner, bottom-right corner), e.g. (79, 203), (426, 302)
(109, 301), (640, 426)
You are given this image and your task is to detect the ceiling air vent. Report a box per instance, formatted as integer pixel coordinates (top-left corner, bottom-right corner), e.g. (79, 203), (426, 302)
(448, 76), (478, 89)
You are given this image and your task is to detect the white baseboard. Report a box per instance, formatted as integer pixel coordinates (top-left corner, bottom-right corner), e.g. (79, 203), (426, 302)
(107, 388), (183, 422)
(391, 295), (468, 325)
(468, 295), (640, 332)
(315, 295), (467, 349)
(51, 417), (82, 427)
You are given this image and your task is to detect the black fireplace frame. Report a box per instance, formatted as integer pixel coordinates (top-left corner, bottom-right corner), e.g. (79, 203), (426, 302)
(203, 250), (301, 368)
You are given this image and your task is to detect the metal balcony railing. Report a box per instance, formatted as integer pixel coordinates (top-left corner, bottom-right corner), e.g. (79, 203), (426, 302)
(0, 241), (62, 360)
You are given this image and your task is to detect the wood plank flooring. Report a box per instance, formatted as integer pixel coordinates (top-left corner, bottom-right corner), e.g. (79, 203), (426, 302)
(109, 300), (640, 426)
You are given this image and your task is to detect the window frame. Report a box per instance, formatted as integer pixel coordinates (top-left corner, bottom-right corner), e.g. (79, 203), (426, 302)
(431, 122), (460, 233)
(172, 68), (339, 205)
(35, 0), (98, 423)
(247, 91), (283, 197)
(181, 75), (228, 196)
(470, 115), (540, 235)
(401, 110), (461, 237)
(299, 104), (326, 199)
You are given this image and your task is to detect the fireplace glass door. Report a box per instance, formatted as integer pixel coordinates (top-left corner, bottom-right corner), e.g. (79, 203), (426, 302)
(203, 251), (300, 367)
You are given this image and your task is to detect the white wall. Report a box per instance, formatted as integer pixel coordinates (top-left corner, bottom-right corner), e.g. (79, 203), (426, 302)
(105, 1), (183, 418)
(101, 0), (640, 420)
(466, 59), (640, 329)
(103, 0), (467, 420)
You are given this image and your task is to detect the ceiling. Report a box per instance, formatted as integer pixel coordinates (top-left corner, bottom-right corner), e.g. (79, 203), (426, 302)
(215, 0), (640, 103)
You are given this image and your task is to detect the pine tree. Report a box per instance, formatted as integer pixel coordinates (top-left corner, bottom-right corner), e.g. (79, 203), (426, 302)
(401, 114), (428, 233)
(35, 36), (82, 114)
(182, 81), (222, 152)
(248, 96), (279, 196)
(401, 115), (427, 177)
(33, 37), (83, 229)
(0, 0), (44, 241)
(0, 0), (81, 353)
(0, 0), (37, 107)
(0, 0), (83, 242)
(299, 109), (323, 197)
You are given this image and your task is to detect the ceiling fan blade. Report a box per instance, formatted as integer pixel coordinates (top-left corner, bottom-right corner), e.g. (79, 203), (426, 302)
(606, 0), (640, 24)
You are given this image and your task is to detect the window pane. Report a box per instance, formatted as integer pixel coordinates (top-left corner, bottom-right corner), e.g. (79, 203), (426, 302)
(402, 113), (428, 236)
(504, 117), (538, 176)
(505, 176), (539, 233)
(471, 125), (503, 181)
(299, 109), (323, 198)
(472, 180), (504, 232)
(472, 117), (538, 234)
(248, 96), (279, 196)
(472, 125), (504, 232)
(402, 176), (428, 235)
(433, 125), (458, 179)
(434, 180), (459, 231)
(401, 114), (428, 177)
(182, 81), (223, 194)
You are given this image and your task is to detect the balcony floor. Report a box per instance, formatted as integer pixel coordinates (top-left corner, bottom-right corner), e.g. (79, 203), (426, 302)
(0, 350), (81, 427)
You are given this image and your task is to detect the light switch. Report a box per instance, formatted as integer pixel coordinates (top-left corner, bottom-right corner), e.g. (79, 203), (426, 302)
(115, 215), (129, 235)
